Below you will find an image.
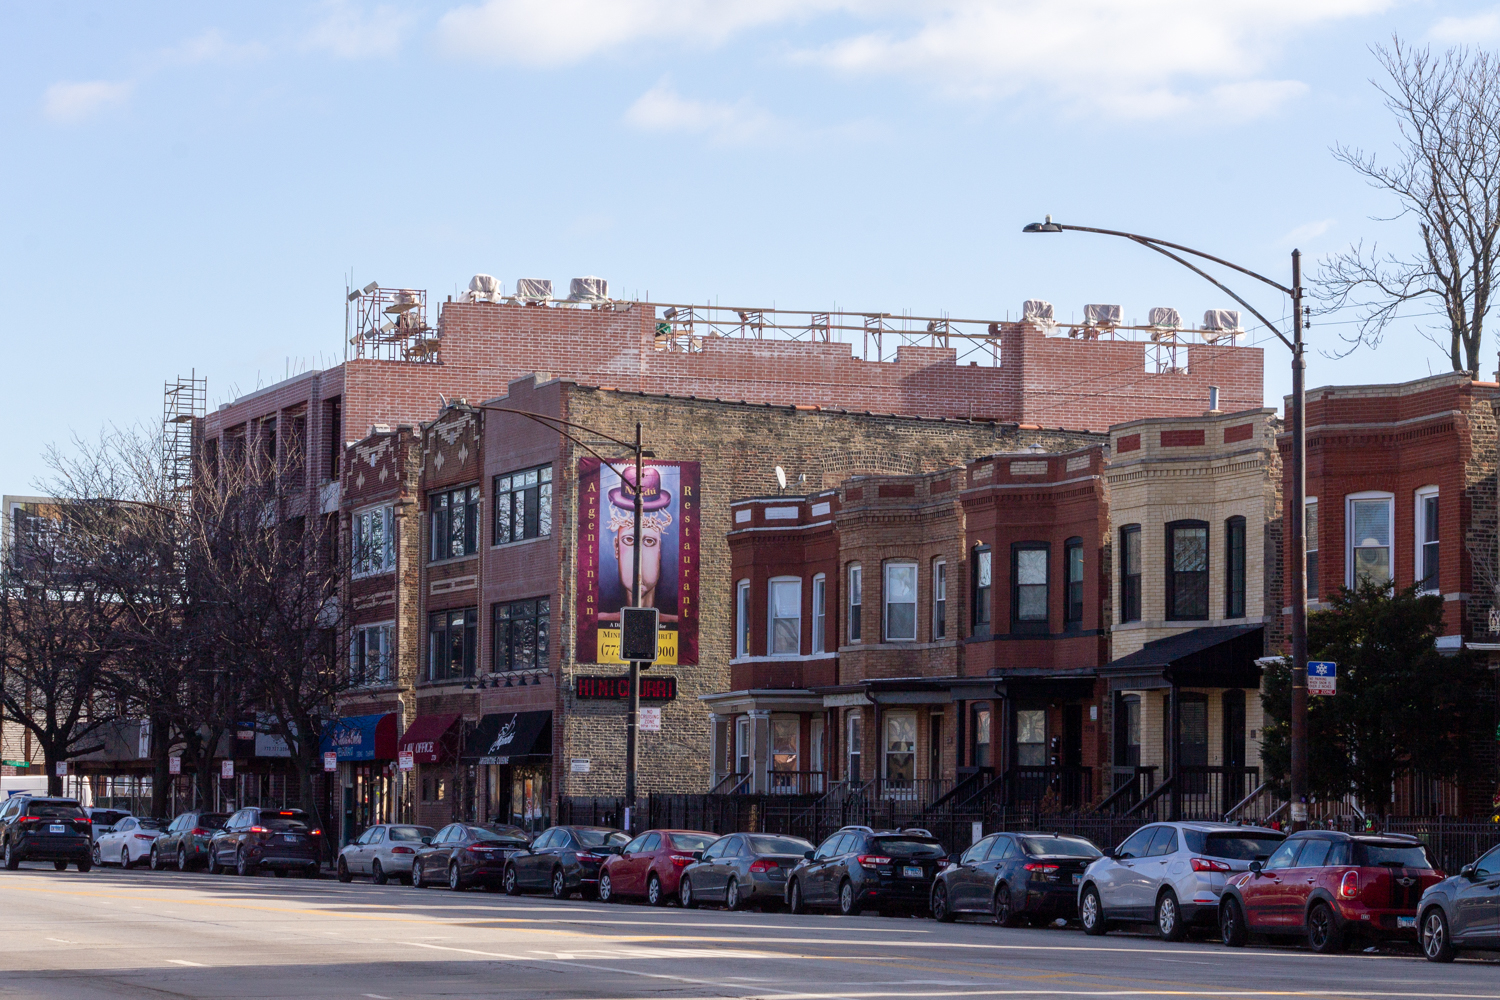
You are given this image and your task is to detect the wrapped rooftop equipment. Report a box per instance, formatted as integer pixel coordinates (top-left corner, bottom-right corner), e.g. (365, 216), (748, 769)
(1203, 309), (1242, 332)
(1149, 307), (1181, 329)
(466, 274), (502, 303)
(1022, 299), (1055, 324)
(568, 276), (609, 302)
(1084, 303), (1122, 326)
(515, 278), (553, 302)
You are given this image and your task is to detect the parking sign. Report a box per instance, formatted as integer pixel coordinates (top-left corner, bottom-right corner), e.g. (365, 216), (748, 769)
(1308, 660), (1336, 695)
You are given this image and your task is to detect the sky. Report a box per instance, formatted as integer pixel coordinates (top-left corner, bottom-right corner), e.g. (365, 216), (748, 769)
(2, 0), (1497, 490)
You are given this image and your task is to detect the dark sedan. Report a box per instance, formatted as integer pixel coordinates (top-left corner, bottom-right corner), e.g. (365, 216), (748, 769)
(151, 811), (229, 871)
(680, 833), (813, 911)
(504, 825), (630, 899)
(0, 796), (92, 871)
(411, 823), (530, 891)
(207, 807), (322, 877)
(932, 831), (1102, 926)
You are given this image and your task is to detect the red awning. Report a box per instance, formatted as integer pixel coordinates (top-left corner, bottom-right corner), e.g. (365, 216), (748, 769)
(398, 713), (460, 764)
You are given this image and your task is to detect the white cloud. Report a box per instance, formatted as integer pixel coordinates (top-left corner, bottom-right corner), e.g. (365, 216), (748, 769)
(169, 28), (268, 65)
(625, 83), (782, 143)
(304, 0), (415, 59)
(1430, 8), (1500, 43)
(42, 80), (134, 123)
(1280, 218), (1336, 245)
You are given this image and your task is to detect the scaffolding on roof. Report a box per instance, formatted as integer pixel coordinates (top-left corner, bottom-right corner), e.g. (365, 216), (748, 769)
(346, 284), (441, 363)
(163, 371), (207, 499)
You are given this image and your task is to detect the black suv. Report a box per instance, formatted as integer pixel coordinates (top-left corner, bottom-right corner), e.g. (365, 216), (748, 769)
(0, 795), (92, 871)
(208, 808), (322, 877)
(787, 826), (947, 916)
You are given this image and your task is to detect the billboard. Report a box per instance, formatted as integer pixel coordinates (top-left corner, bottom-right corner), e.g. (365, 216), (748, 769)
(576, 459), (699, 666)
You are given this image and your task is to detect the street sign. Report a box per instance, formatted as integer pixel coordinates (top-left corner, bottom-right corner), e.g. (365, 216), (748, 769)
(221, 760), (234, 779)
(168, 756), (181, 775)
(55, 761), (68, 777)
(619, 607), (660, 664)
(1308, 660), (1336, 696)
(398, 750), (414, 771)
(571, 758), (591, 773)
(639, 707), (662, 732)
(323, 751), (338, 772)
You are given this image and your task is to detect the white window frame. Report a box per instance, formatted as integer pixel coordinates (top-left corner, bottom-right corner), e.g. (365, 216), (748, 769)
(767, 576), (802, 657)
(735, 579), (751, 658)
(735, 717), (752, 775)
(932, 559), (947, 639)
(350, 621), (393, 685)
(1304, 497), (1319, 604)
(883, 561), (919, 642)
(1415, 485), (1439, 595)
(351, 504), (395, 578)
(1345, 491), (1395, 590)
(846, 711), (862, 781)
(811, 574), (827, 653)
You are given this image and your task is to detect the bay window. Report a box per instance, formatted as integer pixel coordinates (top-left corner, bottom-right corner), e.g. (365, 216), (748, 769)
(1012, 542), (1049, 634)
(769, 577), (802, 656)
(1165, 520), (1209, 620)
(883, 561), (918, 641)
(1416, 487), (1439, 593)
(1120, 525), (1141, 623)
(1347, 493), (1394, 588)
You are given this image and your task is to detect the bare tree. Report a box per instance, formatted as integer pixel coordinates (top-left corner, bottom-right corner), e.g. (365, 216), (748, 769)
(1319, 39), (1500, 373)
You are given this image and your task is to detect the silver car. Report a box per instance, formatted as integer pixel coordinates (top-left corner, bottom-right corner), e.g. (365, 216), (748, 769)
(1078, 822), (1284, 940)
(679, 832), (814, 911)
(337, 824), (435, 884)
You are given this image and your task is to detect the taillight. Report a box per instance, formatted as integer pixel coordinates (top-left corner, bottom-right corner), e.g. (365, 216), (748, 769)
(1024, 863), (1059, 874)
(1339, 871), (1359, 899)
(309, 829), (321, 837)
(390, 846), (415, 854)
(575, 852), (602, 862)
(857, 855), (892, 868)
(669, 854), (696, 867)
(191, 828), (210, 836)
(250, 826), (268, 834)
(1190, 858), (1231, 873)
(133, 834), (154, 841)
(21, 816), (39, 823)
(466, 844), (488, 853)
(748, 859), (777, 873)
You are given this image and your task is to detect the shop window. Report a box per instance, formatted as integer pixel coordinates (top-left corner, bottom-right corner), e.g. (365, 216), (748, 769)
(883, 561), (918, 641)
(492, 597), (549, 672)
(430, 485), (480, 561)
(1120, 525), (1141, 623)
(1165, 520), (1209, 621)
(972, 545), (992, 635)
(1305, 499), (1319, 602)
(1416, 487), (1439, 593)
(351, 505), (395, 577)
(847, 563), (862, 642)
(1347, 493), (1393, 588)
(1064, 539), (1083, 628)
(768, 577), (802, 656)
(494, 464), (553, 545)
(1016, 709), (1046, 767)
(1225, 516), (1246, 619)
(1011, 543), (1049, 634)
(428, 608), (477, 681)
(811, 574), (827, 653)
(884, 713), (916, 787)
(933, 559), (947, 639)
(350, 623), (392, 685)
(735, 579), (750, 657)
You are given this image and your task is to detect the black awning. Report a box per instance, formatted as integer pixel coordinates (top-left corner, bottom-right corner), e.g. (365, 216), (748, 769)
(990, 667), (1099, 700)
(465, 711), (552, 764)
(1102, 624), (1265, 690)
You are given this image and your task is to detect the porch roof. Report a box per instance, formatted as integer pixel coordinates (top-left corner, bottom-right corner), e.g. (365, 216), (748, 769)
(1102, 624), (1265, 690)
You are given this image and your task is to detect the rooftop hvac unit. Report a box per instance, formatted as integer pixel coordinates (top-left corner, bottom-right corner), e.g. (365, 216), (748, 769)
(1203, 309), (1242, 332)
(1149, 307), (1181, 329)
(568, 276), (608, 302)
(1022, 299), (1054, 323)
(466, 274), (502, 303)
(516, 278), (553, 302)
(1084, 303), (1122, 326)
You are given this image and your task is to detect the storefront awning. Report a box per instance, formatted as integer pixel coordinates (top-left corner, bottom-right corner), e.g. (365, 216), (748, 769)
(465, 711), (552, 764)
(1102, 624), (1265, 690)
(398, 713), (461, 764)
(320, 713), (398, 762)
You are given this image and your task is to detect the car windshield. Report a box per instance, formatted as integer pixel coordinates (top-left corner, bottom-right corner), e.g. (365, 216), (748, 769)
(1196, 832), (1286, 861)
(388, 826), (434, 842)
(747, 835), (814, 855)
(31, 803), (85, 819)
(1021, 836), (1101, 859)
(1356, 842), (1433, 868)
(135, 818), (167, 830)
(576, 829), (629, 848)
(871, 837), (945, 857)
(263, 817), (308, 832)
(469, 826), (527, 844)
(668, 834), (717, 852)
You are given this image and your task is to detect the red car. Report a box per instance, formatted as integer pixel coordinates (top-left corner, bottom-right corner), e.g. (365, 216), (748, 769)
(598, 829), (718, 906)
(1218, 831), (1442, 952)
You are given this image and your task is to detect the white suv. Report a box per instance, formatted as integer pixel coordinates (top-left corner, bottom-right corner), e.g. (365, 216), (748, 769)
(1077, 822), (1284, 940)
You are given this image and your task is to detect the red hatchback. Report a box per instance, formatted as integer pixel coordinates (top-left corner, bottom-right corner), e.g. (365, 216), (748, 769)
(599, 829), (719, 906)
(1219, 831), (1442, 952)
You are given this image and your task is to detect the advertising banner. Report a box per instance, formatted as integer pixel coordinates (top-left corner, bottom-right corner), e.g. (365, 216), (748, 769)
(576, 459), (700, 666)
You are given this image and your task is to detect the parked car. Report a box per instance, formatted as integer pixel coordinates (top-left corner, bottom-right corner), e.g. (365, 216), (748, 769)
(503, 825), (630, 899)
(207, 807), (322, 878)
(408, 823), (526, 890)
(83, 808), (130, 842)
(932, 831), (1102, 926)
(1079, 822), (1284, 940)
(787, 826), (947, 916)
(93, 816), (166, 868)
(151, 811), (230, 871)
(598, 829), (718, 906)
(0, 795), (92, 871)
(679, 832), (814, 911)
(1418, 841), (1500, 962)
(1218, 831), (1442, 953)
(337, 823), (437, 885)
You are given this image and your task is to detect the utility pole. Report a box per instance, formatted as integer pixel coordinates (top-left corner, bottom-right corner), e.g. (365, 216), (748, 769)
(625, 422), (643, 832)
(1288, 250), (1309, 831)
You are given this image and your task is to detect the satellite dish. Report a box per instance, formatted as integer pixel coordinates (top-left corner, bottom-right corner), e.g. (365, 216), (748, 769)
(775, 466), (788, 490)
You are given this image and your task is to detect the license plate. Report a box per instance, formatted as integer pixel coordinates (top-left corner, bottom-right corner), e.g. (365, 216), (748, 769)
(1397, 915), (1416, 929)
(49, 825), (64, 834)
(1071, 873), (1082, 885)
(283, 835), (300, 842)
(903, 865), (923, 878)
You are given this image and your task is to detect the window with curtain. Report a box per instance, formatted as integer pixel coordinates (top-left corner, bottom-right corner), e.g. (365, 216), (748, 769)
(1016, 709), (1046, 767)
(1064, 538), (1083, 627)
(1225, 516), (1246, 618)
(972, 705), (992, 768)
(1120, 526), (1141, 622)
(884, 714), (916, 786)
(1417, 488), (1439, 593)
(493, 465), (552, 544)
(769, 578), (802, 655)
(735, 580), (750, 657)
(932, 559), (947, 638)
(1349, 496), (1393, 588)
(492, 597), (549, 672)
(1165, 521), (1209, 620)
(1012, 543), (1049, 633)
(1305, 500), (1320, 602)
(430, 485), (480, 561)
(772, 718), (799, 772)
(972, 546), (992, 634)
(811, 574), (826, 653)
(884, 562), (917, 641)
(847, 564), (862, 642)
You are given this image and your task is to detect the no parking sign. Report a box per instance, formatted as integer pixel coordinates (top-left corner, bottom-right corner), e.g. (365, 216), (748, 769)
(1308, 660), (1336, 696)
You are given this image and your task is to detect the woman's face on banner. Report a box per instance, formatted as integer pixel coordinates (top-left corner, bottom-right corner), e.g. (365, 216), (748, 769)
(613, 523), (662, 596)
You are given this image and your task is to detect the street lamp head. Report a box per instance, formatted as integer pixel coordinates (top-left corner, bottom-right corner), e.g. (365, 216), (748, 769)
(1023, 215), (1063, 234)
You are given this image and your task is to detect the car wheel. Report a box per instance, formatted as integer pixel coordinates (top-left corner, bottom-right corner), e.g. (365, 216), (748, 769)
(1156, 891), (1186, 942)
(121, 845), (132, 869)
(788, 878), (807, 915)
(647, 873), (667, 907)
(53, 860), (68, 871)
(1220, 896), (1248, 947)
(599, 871), (614, 902)
(838, 879), (861, 917)
(372, 860), (388, 886)
(1422, 906), (1456, 963)
(994, 881), (1024, 928)
(337, 858), (352, 882)
(3, 841), (17, 871)
(503, 865), (519, 896)
(178, 847), (189, 872)
(930, 883), (954, 923)
(1306, 901), (1344, 954)
(236, 849), (252, 878)
(150, 847), (161, 871)
(1080, 886), (1107, 936)
(725, 877), (743, 912)
(92, 843), (102, 867)
(207, 849), (222, 875)
(449, 864), (466, 892)
(412, 861), (427, 889)
(304, 864), (319, 880)
(680, 876), (698, 909)
(76, 858), (90, 872)
(551, 868), (568, 900)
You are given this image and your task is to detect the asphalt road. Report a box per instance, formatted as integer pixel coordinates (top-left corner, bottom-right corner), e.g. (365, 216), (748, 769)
(0, 861), (1497, 1000)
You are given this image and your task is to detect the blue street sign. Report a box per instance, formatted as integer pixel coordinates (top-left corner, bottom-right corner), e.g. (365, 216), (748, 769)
(1308, 660), (1336, 695)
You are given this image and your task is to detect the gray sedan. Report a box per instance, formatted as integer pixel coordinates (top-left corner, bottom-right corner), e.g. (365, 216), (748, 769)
(337, 824), (436, 884)
(679, 833), (814, 911)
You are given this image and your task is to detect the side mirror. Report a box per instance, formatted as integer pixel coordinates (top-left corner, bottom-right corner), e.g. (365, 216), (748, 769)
(1461, 863), (1478, 879)
(692, 851), (704, 861)
(421, 837), (432, 845)
(1248, 860), (1263, 874)
(948, 852), (963, 866)
(804, 850), (816, 861)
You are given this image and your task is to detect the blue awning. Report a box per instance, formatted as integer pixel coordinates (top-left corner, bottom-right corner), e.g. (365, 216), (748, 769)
(319, 713), (397, 761)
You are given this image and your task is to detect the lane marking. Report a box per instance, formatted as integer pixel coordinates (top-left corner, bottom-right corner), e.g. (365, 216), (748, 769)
(165, 959), (206, 967)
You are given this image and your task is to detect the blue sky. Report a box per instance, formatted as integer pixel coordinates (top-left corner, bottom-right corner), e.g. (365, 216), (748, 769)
(2, 1), (1495, 488)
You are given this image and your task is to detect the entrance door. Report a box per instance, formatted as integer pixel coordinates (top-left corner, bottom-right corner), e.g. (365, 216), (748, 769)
(1222, 690), (1246, 809)
(1063, 705), (1083, 807)
(1178, 694), (1208, 797)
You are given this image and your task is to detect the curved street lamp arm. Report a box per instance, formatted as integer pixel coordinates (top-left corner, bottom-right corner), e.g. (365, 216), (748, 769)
(1124, 236), (1296, 354)
(476, 404), (640, 481)
(1052, 223), (1293, 296)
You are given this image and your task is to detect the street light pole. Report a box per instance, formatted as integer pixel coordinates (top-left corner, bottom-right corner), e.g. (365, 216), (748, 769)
(1022, 218), (1310, 830)
(626, 422), (643, 831)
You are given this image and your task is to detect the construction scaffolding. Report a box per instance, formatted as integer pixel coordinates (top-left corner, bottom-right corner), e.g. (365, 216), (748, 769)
(162, 371), (207, 498)
(346, 283), (441, 363)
